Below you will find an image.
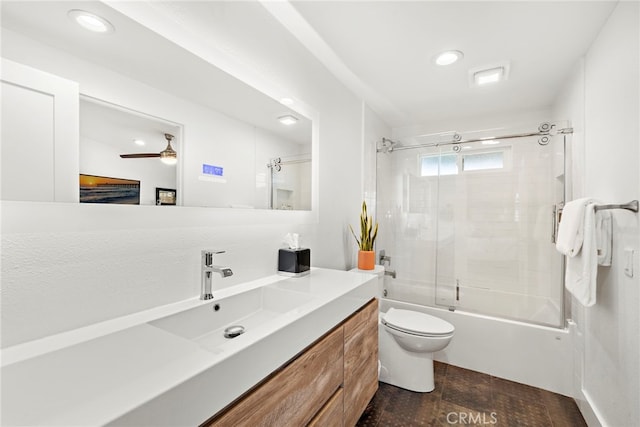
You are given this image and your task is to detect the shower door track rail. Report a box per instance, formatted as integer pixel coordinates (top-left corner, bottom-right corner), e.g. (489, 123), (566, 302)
(379, 123), (574, 153)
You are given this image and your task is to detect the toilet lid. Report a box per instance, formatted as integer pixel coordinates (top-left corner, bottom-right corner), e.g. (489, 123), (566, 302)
(382, 308), (455, 336)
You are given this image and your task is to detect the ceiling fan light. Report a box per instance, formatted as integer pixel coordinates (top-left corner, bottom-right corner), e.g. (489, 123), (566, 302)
(160, 155), (177, 165)
(160, 149), (177, 165)
(160, 133), (177, 165)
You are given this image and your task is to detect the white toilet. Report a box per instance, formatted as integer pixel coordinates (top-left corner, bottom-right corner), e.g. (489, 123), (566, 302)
(379, 307), (455, 392)
(353, 265), (455, 393)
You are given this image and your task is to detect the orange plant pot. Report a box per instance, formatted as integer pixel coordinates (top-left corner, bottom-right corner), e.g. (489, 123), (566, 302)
(358, 250), (375, 270)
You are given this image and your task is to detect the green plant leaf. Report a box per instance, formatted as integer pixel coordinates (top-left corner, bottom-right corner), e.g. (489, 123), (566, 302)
(348, 224), (361, 248)
(349, 200), (379, 251)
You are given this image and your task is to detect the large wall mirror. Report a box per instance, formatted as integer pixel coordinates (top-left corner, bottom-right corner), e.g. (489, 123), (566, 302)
(1, 1), (314, 210)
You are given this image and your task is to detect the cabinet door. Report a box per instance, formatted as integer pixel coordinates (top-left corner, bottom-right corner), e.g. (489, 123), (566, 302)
(343, 298), (378, 427)
(1, 58), (79, 202)
(209, 326), (344, 427)
(308, 388), (344, 427)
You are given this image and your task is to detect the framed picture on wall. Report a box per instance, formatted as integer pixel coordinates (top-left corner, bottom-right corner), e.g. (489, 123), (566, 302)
(156, 187), (176, 205)
(79, 174), (140, 205)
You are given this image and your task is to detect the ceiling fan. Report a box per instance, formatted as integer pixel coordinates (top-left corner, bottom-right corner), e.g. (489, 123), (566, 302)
(120, 133), (177, 165)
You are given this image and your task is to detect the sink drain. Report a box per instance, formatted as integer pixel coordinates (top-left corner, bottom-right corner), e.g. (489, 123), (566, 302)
(224, 325), (245, 339)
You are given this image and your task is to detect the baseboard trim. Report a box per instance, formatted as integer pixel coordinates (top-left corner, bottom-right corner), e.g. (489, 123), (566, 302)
(579, 388), (605, 427)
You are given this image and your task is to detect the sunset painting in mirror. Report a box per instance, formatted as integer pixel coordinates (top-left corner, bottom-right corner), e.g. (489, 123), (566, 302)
(79, 174), (140, 205)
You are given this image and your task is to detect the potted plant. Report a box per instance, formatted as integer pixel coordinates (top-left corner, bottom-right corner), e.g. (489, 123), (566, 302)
(349, 201), (378, 270)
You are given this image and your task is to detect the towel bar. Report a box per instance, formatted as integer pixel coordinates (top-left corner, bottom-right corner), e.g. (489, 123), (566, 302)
(594, 200), (639, 213)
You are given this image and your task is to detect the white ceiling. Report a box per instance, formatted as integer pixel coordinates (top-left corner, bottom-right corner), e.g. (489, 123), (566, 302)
(285, 1), (617, 128)
(80, 99), (181, 157)
(2, 1), (617, 133)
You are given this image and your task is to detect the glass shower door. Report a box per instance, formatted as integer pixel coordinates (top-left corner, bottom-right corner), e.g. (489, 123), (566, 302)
(377, 133), (565, 327)
(434, 136), (565, 327)
(376, 144), (440, 306)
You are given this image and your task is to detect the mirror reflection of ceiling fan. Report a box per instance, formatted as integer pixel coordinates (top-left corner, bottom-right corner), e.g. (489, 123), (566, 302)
(120, 133), (177, 165)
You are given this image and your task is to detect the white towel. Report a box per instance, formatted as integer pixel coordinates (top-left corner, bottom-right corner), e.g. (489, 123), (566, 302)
(563, 202), (612, 307)
(564, 203), (598, 306)
(556, 198), (592, 257)
(595, 209), (612, 266)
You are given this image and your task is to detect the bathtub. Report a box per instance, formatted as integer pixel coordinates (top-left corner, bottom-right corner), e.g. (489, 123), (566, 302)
(387, 277), (564, 328)
(378, 295), (574, 396)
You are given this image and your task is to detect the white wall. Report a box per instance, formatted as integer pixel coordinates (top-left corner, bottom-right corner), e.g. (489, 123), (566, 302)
(1, 2), (367, 348)
(553, 2), (639, 425)
(362, 104), (390, 203)
(392, 108), (554, 142)
(361, 104), (391, 265)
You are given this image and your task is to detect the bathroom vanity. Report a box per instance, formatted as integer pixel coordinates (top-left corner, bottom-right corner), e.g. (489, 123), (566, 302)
(1, 268), (377, 426)
(207, 298), (378, 426)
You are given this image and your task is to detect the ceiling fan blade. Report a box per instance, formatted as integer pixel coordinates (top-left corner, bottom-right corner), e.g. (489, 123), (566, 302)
(119, 153), (161, 158)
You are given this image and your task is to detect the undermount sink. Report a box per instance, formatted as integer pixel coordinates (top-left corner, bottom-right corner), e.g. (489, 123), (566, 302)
(149, 285), (317, 352)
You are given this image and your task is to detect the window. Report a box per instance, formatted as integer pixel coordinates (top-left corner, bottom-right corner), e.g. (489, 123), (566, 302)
(421, 154), (458, 177)
(420, 147), (509, 177)
(462, 151), (504, 171)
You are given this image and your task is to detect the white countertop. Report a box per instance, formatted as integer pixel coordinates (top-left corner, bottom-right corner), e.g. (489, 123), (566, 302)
(1, 268), (377, 426)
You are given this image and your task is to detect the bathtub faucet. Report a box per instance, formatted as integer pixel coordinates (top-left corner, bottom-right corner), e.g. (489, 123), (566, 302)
(201, 250), (233, 300)
(384, 269), (396, 279)
(379, 249), (391, 266)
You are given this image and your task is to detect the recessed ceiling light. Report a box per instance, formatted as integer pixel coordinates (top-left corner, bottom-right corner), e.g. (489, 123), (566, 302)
(133, 139), (145, 146)
(434, 50), (464, 66)
(280, 98), (294, 106)
(68, 10), (115, 34)
(278, 115), (298, 126)
(469, 62), (510, 87)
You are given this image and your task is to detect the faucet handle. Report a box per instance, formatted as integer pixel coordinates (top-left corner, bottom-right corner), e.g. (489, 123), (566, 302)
(202, 249), (226, 266)
(379, 249), (391, 265)
(202, 249), (226, 255)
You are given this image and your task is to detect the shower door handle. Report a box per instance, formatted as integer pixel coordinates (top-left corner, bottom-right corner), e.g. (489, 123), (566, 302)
(552, 204), (563, 244)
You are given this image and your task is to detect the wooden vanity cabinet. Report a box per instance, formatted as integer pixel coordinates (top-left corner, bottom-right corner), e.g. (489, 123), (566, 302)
(343, 299), (379, 427)
(205, 298), (378, 427)
(308, 388), (344, 427)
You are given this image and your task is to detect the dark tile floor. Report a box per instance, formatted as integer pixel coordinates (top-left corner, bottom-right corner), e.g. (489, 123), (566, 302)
(356, 362), (587, 427)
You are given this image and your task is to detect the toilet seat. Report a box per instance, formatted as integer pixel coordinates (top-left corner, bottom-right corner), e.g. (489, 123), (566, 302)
(382, 308), (454, 337)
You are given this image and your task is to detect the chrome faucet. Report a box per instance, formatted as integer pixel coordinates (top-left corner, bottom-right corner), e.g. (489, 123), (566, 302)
(201, 250), (233, 300)
(379, 249), (396, 278)
(379, 249), (391, 266)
